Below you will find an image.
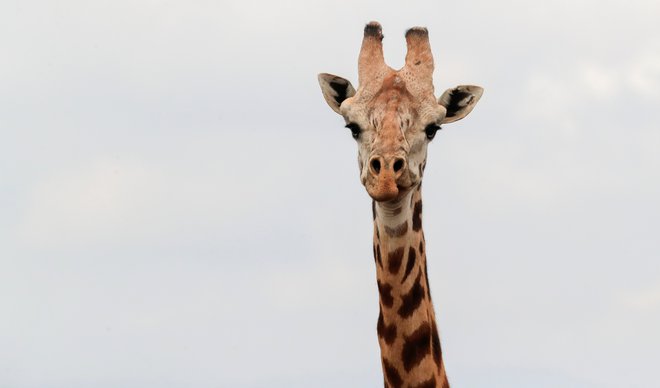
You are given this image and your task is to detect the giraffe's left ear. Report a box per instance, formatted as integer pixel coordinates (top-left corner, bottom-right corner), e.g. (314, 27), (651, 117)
(318, 73), (356, 114)
(438, 85), (484, 124)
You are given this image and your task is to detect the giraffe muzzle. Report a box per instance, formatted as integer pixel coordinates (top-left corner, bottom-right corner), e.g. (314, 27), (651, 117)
(366, 155), (407, 202)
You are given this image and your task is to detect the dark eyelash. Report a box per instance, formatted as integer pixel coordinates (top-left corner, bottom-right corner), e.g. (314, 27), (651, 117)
(345, 123), (361, 139)
(424, 123), (441, 140)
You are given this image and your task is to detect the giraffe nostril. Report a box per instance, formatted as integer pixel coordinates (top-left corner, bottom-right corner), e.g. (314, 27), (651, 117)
(371, 159), (381, 174)
(393, 158), (404, 173)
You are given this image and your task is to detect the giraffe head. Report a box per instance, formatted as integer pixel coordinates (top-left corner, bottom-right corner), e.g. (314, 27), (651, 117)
(318, 22), (483, 202)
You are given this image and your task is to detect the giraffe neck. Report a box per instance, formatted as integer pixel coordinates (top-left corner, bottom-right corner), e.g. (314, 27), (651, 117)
(372, 187), (449, 388)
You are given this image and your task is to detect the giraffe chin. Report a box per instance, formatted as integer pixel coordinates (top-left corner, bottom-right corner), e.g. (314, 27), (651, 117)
(366, 180), (400, 202)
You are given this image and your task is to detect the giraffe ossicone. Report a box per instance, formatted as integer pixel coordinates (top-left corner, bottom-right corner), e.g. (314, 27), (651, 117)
(318, 21), (483, 388)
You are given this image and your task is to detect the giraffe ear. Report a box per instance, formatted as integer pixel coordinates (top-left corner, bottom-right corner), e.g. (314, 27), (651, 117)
(318, 73), (356, 114)
(438, 85), (484, 124)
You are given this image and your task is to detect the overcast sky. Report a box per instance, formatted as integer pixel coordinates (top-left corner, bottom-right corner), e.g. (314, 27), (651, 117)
(1, 1), (660, 387)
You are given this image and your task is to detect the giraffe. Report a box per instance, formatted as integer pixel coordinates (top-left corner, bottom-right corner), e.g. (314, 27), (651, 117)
(317, 22), (483, 388)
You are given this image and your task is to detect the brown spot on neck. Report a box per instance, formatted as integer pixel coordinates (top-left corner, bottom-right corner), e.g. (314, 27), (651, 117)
(382, 358), (403, 388)
(385, 220), (409, 237)
(377, 280), (394, 308)
(387, 247), (405, 275)
(402, 247), (416, 283)
(398, 271), (425, 318)
(401, 322), (432, 372)
(412, 200), (422, 232)
(377, 309), (398, 345)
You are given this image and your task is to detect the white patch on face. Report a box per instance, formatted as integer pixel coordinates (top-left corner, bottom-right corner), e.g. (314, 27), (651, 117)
(357, 129), (375, 185)
(405, 131), (428, 183)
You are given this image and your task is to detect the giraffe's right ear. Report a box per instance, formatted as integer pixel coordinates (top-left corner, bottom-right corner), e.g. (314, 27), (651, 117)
(318, 73), (356, 114)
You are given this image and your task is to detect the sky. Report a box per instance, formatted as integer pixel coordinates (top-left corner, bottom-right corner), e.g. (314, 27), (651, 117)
(1, 0), (659, 387)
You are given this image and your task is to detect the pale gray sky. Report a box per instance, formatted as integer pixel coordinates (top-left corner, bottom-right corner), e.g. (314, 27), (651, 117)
(1, 1), (660, 387)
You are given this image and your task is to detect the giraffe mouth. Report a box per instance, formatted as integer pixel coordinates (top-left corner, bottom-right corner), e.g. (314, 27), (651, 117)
(367, 181), (413, 202)
(367, 185), (398, 202)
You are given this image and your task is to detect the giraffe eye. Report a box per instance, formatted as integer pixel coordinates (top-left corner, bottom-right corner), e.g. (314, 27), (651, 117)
(345, 123), (362, 139)
(424, 123), (441, 140)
